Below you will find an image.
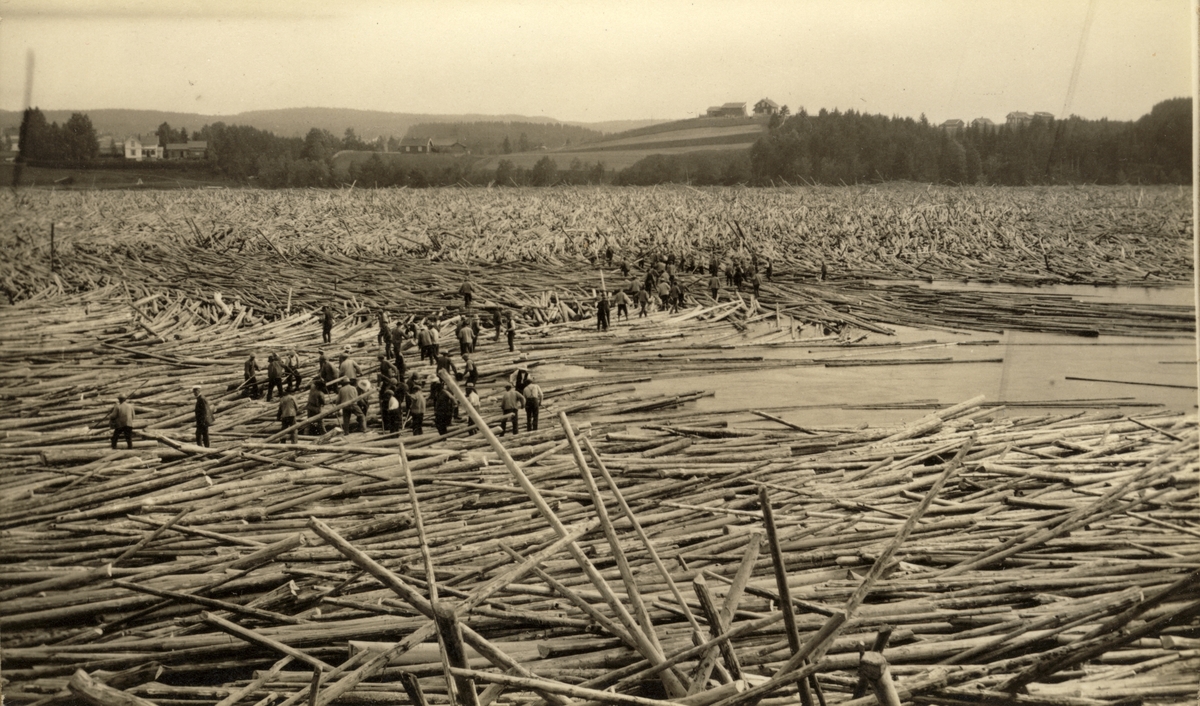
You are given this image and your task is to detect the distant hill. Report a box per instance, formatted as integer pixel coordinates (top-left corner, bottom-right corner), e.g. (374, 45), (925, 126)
(0, 107), (669, 141)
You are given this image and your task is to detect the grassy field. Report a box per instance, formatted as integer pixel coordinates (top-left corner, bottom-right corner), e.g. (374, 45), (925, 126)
(473, 143), (751, 172)
(0, 162), (233, 189)
(579, 123), (765, 149)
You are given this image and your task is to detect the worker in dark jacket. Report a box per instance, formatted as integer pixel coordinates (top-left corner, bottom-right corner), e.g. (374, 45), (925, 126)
(283, 349), (302, 393)
(193, 386), (213, 447)
(436, 351), (459, 380)
(409, 381), (426, 435)
(305, 380), (325, 436)
(243, 355), (261, 399)
(266, 353), (285, 401)
(637, 287), (651, 318)
(321, 305), (334, 344)
(434, 386), (456, 435)
(492, 308), (503, 341)
(596, 293), (610, 332)
(319, 351), (338, 390)
(458, 280), (474, 308)
(381, 386), (400, 432)
(709, 273), (721, 301)
(506, 317), (516, 352)
(108, 394), (135, 449)
(462, 354), (478, 386)
(277, 391), (298, 443)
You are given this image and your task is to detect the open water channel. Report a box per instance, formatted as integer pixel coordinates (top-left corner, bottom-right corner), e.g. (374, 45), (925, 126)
(625, 282), (1198, 429)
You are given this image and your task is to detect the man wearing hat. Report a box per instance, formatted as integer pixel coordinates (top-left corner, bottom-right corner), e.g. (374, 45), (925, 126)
(107, 394), (136, 450)
(409, 380), (426, 435)
(276, 389), (298, 444)
(266, 353), (285, 402)
(318, 351), (338, 390)
(305, 379), (325, 436)
(337, 377), (365, 433)
(523, 376), (543, 432)
(499, 384), (524, 436)
(193, 386), (214, 447)
(339, 350), (360, 384)
(243, 354), (261, 399)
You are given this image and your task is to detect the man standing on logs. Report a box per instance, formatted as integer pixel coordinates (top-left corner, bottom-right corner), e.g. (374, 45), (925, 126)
(613, 288), (630, 322)
(436, 351), (459, 381)
(462, 354), (478, 387)
(637, 286), (650, 318)
(193, 386), (213, 448)
(464, 384), (480, 435)
(523, 376), (543, 432)
(391, 318), (406, 363)
(596, 292), (611, 332)
(381, 386), (400, 432)
(458, 279), (474, 308)
(409, 381), (426, 435)
(107, 394), (135, 450)
(492, 308), (503, 341)
(434, 384), (456, 435)
(337, 379), (364, 433)
(377, 311), (392, 354)
(305, 380), (324, 436)
(283, 349), (302, 393)
(338, 352), (360, 388)
(318, 351), (337, 391)
(243, 354), (261, 400)
(276, 390), (298, 444)
(265, 353), (285, 402)
(709, 272), (721, 301)
(321, 305), (334, 344)
(458, 320), (476, 356)
(499, 384), (524, 436)
(417, 322), (433, 363)
(506, 316), (516, 352)
(378, 353), (399, 414)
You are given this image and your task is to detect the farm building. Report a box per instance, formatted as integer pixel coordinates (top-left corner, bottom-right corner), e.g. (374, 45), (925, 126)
(971, 117), (996, 130)
(1033, 111), (1056, 122)
(399, 137), (433, 153)
(164, 141), (207, 160)
(123, 136), (163, 161)
(940, 119), (965, 131)
(1006, 111), (1033, 126)
(706, 102), (747, 118)
(431, 138), (470, 154)
(753, 98), (780, 116)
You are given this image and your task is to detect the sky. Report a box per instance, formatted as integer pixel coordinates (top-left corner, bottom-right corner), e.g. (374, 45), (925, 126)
(0, 0), (1192, 125)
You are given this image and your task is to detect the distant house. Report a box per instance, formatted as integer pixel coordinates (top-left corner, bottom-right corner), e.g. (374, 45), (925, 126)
(124, 136), (163, 161)
(1033, 111), (1055, 122)
(399, 137), (433, 154)
(2, 127), (18, 152)
(164, 141), (207, 160)
(971, 117), (996, 130)
(431, 139), (469, 154)
(940, 119), (965, 131)
(753, 98), (780, 116)
(706, 102), (747, 118)
(1006, 111), (1033, 126)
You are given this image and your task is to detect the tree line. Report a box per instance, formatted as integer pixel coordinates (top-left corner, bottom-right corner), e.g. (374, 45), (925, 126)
(17, 99), (1190, 187)
(748, 98), (1190, 186)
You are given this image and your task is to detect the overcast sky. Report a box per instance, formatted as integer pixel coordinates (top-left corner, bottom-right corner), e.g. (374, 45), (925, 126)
(0, 0), (1192, 124)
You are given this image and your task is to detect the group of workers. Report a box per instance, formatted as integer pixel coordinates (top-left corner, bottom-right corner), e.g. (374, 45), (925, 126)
(106, 254), (770, 449)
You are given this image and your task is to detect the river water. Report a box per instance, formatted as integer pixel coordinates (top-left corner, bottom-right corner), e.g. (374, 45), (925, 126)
(629, 283), (1198, 429)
